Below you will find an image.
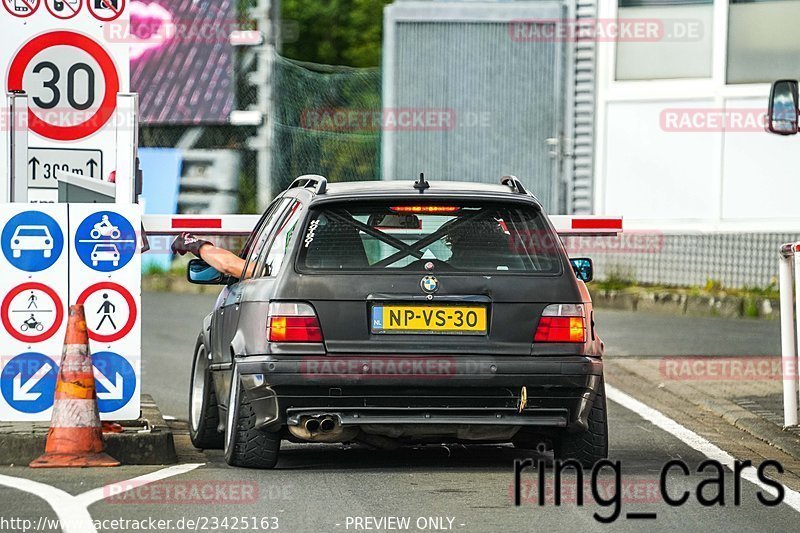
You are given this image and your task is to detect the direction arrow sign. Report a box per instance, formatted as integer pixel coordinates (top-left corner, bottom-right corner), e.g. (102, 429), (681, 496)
(92, 351), (135, 413)
(14, 362), (52, 401)
(28, 147), (104, 189)
(94, 368), (122, 401)
(0, 352), (58, 414)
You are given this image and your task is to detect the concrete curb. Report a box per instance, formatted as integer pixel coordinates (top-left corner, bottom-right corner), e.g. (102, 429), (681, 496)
(696, 397), (800, 461)
(607, 361), (800, 463)
(0, 394), (177, 466)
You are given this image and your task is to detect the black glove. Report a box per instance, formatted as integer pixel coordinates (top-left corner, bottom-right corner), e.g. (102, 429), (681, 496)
(171, 233), (212, 257)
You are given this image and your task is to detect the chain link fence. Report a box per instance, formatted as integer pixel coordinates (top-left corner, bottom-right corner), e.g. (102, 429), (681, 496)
(139, 49), (381, 213)
(270, 55), (381, 193)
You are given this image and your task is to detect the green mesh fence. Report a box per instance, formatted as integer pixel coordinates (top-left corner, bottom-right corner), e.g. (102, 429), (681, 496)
(270, 55), (382, 194)
(139, 53), (381, 212)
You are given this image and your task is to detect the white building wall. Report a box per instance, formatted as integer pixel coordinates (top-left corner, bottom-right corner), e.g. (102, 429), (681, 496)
(594, 0), (800, 233)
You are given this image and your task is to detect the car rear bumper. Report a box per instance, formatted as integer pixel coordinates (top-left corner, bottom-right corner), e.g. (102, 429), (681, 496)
(235, 355), (603, 436)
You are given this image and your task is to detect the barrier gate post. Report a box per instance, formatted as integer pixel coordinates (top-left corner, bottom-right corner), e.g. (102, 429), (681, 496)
(780, 243), (799, 427)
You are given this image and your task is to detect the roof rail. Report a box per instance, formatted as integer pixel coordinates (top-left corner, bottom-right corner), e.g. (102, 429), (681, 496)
(289, 174), (327, 194)
(500, 175), (528, 195)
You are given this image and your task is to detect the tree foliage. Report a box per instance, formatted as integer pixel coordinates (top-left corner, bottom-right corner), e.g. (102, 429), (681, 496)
(281, 0), (393, 67)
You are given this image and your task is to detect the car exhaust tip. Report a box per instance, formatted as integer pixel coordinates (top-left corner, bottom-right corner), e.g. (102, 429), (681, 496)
(319, 417), (336, 432)
(304, 418), (321, 433)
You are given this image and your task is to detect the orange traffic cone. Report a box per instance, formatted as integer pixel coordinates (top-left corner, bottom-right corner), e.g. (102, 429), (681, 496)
(30, 305), (120, 468)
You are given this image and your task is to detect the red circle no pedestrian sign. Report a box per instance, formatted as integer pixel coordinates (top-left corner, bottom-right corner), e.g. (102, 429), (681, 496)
(7, 31), (120, 141)
(76, 282), (137, 343)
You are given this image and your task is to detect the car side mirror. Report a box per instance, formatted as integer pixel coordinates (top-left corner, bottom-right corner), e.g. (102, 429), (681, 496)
(570, 258), (593, 283)
(768, 79), (799, 135)
(187, 259), (226, 285)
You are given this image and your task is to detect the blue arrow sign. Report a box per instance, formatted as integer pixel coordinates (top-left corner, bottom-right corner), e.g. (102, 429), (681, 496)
(74, 211), (137, 272)
(1, 211), (64, 272)
(92, 351), (136, 413)
(0, 352), (58, 414)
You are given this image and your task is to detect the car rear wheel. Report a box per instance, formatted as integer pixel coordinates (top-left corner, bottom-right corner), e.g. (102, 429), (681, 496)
(188, 336), (224, 449)
(224, 369), (280, 469)
(554, 377), (608, 467)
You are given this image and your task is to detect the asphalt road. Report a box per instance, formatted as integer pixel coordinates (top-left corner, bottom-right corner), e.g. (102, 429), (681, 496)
(139, 292), (782, 419)
(0, 292), (794, 533)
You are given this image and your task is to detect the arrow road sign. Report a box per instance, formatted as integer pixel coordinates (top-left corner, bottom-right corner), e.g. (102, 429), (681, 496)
(28, 147), (104, 189)
(29, 157), (39, 181)
(92, 351), (135, 413)
(1, 352), (58, 414)
(13, 362), (52, 401)
(93, 367), (123, 401)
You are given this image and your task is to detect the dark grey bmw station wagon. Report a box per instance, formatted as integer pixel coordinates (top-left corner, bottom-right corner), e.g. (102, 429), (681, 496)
(187, 175), (607, 469)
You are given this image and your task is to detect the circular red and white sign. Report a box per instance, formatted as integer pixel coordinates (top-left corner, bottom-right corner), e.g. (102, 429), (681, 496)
(7, 31), (120, 141)
(1, 282), (64, 343)
(87, 0), (125, 22)
(76, 282), (137, 343)
(45, 0), (81, 20)
(3, 0), (40, 18)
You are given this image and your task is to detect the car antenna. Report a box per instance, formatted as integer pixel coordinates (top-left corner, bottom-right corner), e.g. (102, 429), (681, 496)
(414, 173), (430, 192)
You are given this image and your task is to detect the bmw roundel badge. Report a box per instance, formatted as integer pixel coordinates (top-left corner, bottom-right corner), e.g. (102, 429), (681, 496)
(420, 275), (439, 294)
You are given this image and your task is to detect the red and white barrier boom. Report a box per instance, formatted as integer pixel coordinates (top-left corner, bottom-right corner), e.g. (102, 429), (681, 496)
(141, 214), (624, 237)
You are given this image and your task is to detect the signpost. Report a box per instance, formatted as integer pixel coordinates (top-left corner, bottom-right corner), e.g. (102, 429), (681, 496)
(0, 1), (130, 202)
(69, 203), (141, 420)
(0, 204), (141, 422)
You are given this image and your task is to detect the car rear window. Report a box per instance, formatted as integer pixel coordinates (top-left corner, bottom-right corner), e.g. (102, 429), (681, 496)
(298, 201), (562, 273)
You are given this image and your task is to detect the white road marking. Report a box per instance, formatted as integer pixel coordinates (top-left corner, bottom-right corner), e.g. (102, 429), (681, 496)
(0, 475), (93, 533)
(76, 462), (203, 506)
(0, 463), (203, 533)
(606, 383), (800, 513)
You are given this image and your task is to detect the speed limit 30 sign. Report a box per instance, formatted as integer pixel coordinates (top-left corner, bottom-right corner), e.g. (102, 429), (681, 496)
(1, 4), (129, 201)
(8, 31), (120, 141)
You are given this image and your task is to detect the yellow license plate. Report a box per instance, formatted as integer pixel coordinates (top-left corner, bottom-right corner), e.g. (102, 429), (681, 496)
(371, 305), (487, 335)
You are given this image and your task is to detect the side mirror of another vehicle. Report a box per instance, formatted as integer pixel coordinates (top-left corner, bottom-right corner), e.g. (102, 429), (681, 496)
(570, 257), (593, 283)
(187, 258), (226, 285)
(768, 79), (799, 135)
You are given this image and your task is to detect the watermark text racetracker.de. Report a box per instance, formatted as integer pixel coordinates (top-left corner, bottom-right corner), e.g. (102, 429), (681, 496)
(508, 18), (703, 42)
(660, 108), (768, 132)
(659, 356), (793, 381)
(0, 516), (280, 533)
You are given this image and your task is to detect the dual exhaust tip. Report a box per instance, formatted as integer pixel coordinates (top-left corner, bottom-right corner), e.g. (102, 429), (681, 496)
(304, 416), (337, 434)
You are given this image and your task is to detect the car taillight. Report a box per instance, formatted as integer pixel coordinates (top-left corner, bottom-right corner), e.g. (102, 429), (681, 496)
(534, 304), (586, 343)
(267, 302), (323, 343)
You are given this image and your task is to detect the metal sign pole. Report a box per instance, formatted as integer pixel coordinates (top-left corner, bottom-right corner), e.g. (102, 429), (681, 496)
(780, 244), (799, 427)
(7, 91), (28, 203)
(114, 93), (139, 205)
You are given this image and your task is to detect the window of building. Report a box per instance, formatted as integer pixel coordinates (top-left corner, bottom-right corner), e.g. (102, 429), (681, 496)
(727, 0), (800, 84)
(616, 0), (713, 81)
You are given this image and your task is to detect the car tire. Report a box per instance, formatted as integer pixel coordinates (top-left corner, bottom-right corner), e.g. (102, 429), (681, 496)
(44, 250), (51, 258)
(188, 336), (223, 450)
(13, 250), (20, 258)
(554, 377), (608, 467)
(224, 369), (280, 469)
